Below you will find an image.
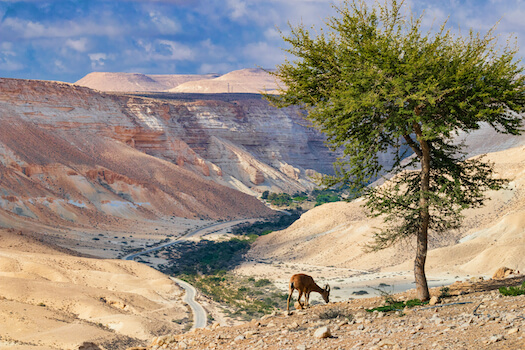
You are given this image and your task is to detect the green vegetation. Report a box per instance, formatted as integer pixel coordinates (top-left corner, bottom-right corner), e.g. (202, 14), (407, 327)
(313, 189), (341, 206)
(158, 213), (303, 321)
(267, 192), (293, 206)
(367, 299), (426, 313)
(261, 189), (343, 208)
(499, 281), (525, 296)
(160, 237), (253, 275)
(439, 286), (451, 299)
(267, 0), (525, 301)
(181, 274), (288, 321)
(231, 211), (301, 237)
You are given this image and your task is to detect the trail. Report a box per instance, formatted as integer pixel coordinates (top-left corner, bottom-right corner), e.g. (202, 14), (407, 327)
(122, 218), (260, 329)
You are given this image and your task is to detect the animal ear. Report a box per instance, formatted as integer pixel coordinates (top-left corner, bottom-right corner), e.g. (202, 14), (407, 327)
(325, 284), (330, 292)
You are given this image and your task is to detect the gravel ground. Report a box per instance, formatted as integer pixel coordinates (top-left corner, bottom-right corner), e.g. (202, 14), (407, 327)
(132, 276), (525, 350)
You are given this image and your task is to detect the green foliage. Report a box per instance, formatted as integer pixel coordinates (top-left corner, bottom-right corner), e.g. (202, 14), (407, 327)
(261, 190), (270, 200)
(367, 299), (426, 313)
(267, 192), (293, 206)
(439, 286), (451, 299)
(160, 238), (252, 275)
(254, 278), (271, 287)
(231, 212), (301, 236)
(180, 273), (288, 321)
(499, 282), (525, 296)
(315, 193), (340, 206)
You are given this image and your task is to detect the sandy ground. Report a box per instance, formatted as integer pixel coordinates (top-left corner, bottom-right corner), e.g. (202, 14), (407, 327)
(0, 228), (190, 350)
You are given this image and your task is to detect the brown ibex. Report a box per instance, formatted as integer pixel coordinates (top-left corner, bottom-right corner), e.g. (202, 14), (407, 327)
(287, 273), (330, 311)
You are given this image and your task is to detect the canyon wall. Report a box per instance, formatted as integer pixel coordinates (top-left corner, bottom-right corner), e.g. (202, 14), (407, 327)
(0, 77), (337, 227)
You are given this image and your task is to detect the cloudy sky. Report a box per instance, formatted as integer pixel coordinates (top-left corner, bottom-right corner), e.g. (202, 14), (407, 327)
(1, 0), (524, 83)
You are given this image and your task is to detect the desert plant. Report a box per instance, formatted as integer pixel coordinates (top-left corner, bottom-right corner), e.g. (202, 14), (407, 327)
(254, 278), (271, 287)
(499, 282), (525, 296)
(439, 286), (451, 299)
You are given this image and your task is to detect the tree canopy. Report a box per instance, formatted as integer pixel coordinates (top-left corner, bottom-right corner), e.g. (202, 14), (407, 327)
(268, 0), (525, 300)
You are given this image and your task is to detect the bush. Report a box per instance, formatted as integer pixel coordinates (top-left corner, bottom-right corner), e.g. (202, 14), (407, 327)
(499, 282), (525, 296)
(318, 307), (353, 320)
(254, 278), (271, 287)
(367, 299), (425, 313)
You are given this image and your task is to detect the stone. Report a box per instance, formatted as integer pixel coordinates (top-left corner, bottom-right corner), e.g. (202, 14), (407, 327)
(234, 335), (245, 341)
(313, 326), (331, 339)
(79, 343), (103, 350)
(492, 267), (516, 279)
(429, 296), (440, 306)
(488, 335), (505, 344)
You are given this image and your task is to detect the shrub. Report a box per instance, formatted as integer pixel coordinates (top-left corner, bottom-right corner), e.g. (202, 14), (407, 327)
(254, 278), (271, 287)
(318, 307), (353, 320)
(499, 282), (525, 296)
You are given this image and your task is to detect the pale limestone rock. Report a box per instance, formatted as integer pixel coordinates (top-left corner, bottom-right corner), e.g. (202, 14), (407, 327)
(313, 326), (331, 339)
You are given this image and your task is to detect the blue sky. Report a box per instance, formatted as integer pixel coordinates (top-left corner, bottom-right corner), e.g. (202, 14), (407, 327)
(1, 0), (524, 83)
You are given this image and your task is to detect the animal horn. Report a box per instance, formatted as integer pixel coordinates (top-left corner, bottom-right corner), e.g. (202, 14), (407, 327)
(325, 284), (330, 292)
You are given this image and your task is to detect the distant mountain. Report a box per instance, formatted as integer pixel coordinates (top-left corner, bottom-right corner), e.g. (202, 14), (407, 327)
(168, 68), (281, 94)
(74, 72), (218, 92)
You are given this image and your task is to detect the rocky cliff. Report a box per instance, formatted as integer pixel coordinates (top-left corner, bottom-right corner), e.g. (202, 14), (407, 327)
(0, 77), (337, 228)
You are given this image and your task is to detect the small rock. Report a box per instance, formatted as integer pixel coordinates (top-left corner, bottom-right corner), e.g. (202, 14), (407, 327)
(507, 328), (520, 335)
(313, 326), (331, 339)
(234, 335), (245, 341)
(429, 296), (440, 306)
(288, 321), (300, 329)
(296, 345), (307, 350)
(378, 339), (397, 347)
(79, 343), (104, 350)
(488, 335), (505, 344)
(337, 319), (348, 327)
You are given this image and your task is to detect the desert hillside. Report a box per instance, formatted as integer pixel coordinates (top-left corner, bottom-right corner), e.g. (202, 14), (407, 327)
(168, 68), (280, 94)
(74, 69), (279, 94)
(0, 228), (188, 350)
(74, 72), (218, 92)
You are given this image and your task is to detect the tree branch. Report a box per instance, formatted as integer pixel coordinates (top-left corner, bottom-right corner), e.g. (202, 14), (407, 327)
(403, 134), (423, 158)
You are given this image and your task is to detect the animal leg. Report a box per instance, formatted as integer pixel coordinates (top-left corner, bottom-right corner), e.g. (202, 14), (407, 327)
(297, 291), (304, 309)
(305, 292), (310, 308)
(287, 288), (294, 311)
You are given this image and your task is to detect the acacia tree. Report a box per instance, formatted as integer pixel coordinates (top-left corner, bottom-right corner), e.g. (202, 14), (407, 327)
(268, 0), (525, 300)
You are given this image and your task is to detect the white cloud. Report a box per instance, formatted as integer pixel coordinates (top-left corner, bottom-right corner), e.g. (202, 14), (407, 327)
(227, 0), (248, 20)
(198, 62), (236, 74)
(156, 40), (195, 60)
(65, 38), (89, 52)
(1, 17), (124, 39)
(243, 41), (286, 68)
(149, 11), (181, 34)
(89, 53), (108, 69)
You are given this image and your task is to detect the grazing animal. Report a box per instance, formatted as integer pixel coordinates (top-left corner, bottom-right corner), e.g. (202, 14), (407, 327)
(287, 273), (330, 311)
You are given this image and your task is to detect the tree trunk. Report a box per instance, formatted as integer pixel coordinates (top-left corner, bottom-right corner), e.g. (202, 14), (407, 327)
(414, 122), (430, 301)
